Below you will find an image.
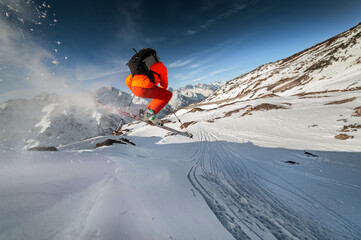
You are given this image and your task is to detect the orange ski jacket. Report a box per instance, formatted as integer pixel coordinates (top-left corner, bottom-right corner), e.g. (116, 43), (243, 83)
(125, 61), (168, 89)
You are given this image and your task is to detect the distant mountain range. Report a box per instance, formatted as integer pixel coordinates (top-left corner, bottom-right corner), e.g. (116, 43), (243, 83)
(0, 82), (222, 149)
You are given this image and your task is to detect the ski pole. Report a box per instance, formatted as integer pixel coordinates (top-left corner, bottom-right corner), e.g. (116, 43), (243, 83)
(115, 95), (135, 133)
(125, 95), (135, 112)
(172, 110), (193, 138)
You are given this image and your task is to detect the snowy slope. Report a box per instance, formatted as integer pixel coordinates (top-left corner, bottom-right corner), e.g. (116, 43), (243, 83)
(205, 23), (361, 103)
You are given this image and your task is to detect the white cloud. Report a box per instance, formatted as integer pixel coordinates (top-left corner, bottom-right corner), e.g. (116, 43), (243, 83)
(115, 1), (165, 46)
(169, 58), (195, 68)
(184, 29), (198, 36)
(145, 36), (166, 43)
(190, 76), (208, 83)
(209, 65), (239, 76)
(116, 1), (144, 43)
(75, 64), (128, 82)
(184, 1), (250, 36)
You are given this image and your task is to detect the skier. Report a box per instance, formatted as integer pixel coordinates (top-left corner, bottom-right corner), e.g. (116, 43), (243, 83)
(125, 48), (172, 125)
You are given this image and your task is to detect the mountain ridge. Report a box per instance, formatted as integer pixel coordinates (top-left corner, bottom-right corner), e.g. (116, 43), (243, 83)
(202, 23), (361, 104)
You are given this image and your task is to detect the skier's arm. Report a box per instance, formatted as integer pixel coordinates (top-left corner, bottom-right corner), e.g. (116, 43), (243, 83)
(125, 74), (132, 90)
(151, 62), (168, 89)
(160, 72), (168, 89)
(159, 62), (168, 89)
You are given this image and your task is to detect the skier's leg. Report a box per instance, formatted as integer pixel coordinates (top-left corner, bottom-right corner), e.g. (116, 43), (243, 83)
(131, 86), (172, 114)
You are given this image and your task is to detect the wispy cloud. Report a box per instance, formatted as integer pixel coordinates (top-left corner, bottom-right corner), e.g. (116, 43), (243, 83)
(184, 1), (251, 36)
(209, 65), (240, 76)
(115, 1), (165, 45)
(74, 63), (128, 82)
(145, 36), (166, 43)
(190, 76), (209, 83)
(115, 1), (142, 42)
(184, 29), (198, 36)
(169, 58), (195, 68)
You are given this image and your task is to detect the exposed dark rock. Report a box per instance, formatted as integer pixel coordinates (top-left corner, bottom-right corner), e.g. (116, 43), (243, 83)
(295, 87), (361, 97)
(260, 93), (278, 98)
(273, 75), (310, 93)
(267, 77), (294, 91)
(353, 106), (361, 117)
(28, 146), (58, 151)
(119, 137), (136, 146)
(334, 134), (354, 140)
(304, 151), (318, 157)
(340, 124), (361, 132)
(180, 121), (197, 129)
(336, 119), (348, 123)
(95, 138), (136, 148)
(284, 161), (299, 165)
(95, 139), (125, 148)
(325, 97), (356, 105)
(249, 103), (288, 112)
(306, 56), (338, 71)
(161, 119), (172, 124)
(224, 105), (251, 117)
(110, 131), (125, 136)
(111, 129), (132, 136)
(188, 107), (205, 113)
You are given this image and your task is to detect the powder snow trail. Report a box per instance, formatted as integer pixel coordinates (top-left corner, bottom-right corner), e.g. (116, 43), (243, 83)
(187, 131), (360, 239)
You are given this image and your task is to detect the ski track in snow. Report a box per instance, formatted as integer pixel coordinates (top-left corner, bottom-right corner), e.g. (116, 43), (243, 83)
(186, 131), (361, 240)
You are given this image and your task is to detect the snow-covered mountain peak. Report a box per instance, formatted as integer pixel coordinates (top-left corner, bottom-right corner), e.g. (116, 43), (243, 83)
(95, 86), (129, 102)
(32, 92), (59, 103)
(165, 81), (222, 112)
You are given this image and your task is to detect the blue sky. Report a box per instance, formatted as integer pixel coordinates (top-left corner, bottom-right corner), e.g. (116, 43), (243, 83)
(0, 0), (361, 101)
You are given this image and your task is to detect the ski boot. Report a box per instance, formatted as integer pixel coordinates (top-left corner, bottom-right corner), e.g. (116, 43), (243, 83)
(142, 108), (163, 126)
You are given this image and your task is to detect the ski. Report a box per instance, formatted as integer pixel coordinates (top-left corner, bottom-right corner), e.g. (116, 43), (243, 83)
(97, 100), (193, 138)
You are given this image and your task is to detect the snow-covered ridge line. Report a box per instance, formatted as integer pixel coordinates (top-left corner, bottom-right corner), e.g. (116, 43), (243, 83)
(161, 82), (223, 114)
(204, 23), (361, 103)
